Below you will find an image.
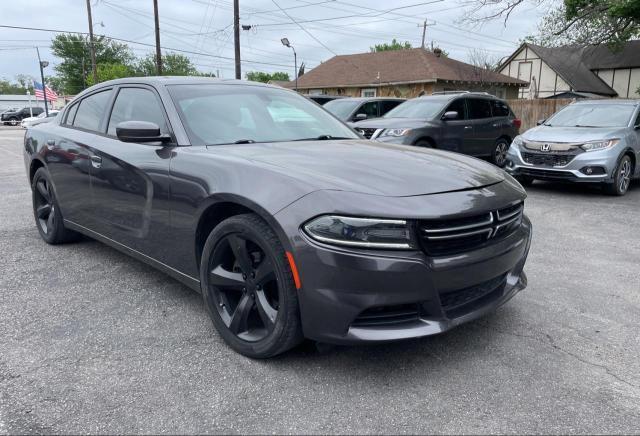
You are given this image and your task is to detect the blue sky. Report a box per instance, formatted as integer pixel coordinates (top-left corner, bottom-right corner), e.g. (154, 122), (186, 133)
(0, 0), (548, 86)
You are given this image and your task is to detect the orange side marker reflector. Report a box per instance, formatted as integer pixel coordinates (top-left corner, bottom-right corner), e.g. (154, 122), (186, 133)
(285, 251), (302, 290)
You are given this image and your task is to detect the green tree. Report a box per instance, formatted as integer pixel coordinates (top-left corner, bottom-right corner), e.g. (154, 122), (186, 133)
(0, 77), (33, 94)
(245, 71), (290, 83)
(86, 63), (134, 86)
(134, 53), (199, 76)
(370, 39), (412, 52)
(466, 0), (639, 47)
(51, 33), (134, 94)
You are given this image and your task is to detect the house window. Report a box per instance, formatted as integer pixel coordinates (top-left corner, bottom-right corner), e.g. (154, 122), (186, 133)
(309, 89), (323, 95)
(361, 88), (376, 97)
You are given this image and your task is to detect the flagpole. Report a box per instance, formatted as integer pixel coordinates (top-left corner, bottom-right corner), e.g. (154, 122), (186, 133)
(36, 47), (49, 116)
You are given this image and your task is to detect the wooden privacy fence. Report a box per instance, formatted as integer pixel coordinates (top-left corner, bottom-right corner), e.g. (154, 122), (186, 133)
(506, 99), (575, 132)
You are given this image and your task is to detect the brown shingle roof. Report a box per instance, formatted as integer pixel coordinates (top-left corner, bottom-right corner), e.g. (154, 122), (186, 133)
(286, 48), (526, 89)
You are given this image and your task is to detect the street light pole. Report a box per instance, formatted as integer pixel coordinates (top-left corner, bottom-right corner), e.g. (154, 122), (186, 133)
(36, 47), (49, 116)
(233, 0), (241, 79)
(280, 38), (297, 92)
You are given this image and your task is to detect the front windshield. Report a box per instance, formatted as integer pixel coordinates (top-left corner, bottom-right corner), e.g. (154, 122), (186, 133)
(383, 98), (445, 119)
(168, 84), (359, 146)
(545, 104), (636, 128)
(324, 99), (361, 120)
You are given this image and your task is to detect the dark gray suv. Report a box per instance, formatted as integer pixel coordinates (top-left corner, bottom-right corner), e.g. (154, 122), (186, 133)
(355, 92), (521, 167)
(324, 97), (406, 123)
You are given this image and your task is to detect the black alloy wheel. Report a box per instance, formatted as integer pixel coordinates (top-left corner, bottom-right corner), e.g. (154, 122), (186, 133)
(492, 139), (510, 167)
(201, 214), (302, 358)
(31, 167), (79, 244)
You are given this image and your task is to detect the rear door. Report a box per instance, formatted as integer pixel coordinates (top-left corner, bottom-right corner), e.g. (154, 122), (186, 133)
(490, 99), (517, 139)
(439, 98), (473, 153)
(467, 98), (495, 156)
(379, 100), (403, 117)
(87, 85), (173, 256)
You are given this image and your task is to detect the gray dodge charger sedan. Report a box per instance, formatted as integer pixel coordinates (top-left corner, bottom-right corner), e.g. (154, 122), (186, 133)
(24, 77), (532, 358)
(506, 99), (640, 196)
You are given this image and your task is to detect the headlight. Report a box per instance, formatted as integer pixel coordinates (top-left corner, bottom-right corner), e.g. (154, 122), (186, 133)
(513, 135), (525, 148)
(580, 138), (619, 152)
(381, 128), (411, 137)
(303, 215), (414, 249)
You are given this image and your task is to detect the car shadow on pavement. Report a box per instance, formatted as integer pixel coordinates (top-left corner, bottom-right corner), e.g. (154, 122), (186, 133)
(524, 179), (638, 197)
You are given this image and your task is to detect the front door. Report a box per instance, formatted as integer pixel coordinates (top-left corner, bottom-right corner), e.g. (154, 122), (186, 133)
(439, 98), (473, 153)
(467, 98), (496, 156)
(87, 86), (173, 257)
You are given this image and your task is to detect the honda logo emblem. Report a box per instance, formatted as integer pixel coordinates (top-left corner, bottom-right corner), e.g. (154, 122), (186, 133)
(541, 143), (551, 152)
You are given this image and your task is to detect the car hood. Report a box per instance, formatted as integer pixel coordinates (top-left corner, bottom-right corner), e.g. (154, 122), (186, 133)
(215, 139), (504, 197)
(522, 125), (628, 142)
(354, 117), (432, 130)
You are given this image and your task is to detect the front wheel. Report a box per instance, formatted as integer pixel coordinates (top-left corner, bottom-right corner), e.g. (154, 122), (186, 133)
(200, 214), (303, 358)
(492, 139), (510, 167)
(31, 168), (80, 244)
(8, 117), (19, 126)
(604, 155), (633, 196)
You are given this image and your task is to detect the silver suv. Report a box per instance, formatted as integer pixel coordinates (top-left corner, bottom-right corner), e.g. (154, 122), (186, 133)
(506, 99), (640, 196)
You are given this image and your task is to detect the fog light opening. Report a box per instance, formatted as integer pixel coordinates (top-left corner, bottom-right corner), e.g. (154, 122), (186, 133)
(580, 166), (606, 175)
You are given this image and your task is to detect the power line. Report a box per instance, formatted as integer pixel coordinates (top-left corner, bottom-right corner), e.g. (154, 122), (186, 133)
(269, 0), (337, 55)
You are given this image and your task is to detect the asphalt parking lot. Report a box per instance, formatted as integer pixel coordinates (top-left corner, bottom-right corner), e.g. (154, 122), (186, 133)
(1, 125), (639, 434)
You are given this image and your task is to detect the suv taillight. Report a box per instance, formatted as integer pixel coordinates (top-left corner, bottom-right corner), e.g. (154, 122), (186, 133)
(512, 118), (522, 129)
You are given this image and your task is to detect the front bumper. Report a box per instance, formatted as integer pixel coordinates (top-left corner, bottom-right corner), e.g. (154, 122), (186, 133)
(505, 143), (620, 182)
(277, 188), (531, 345)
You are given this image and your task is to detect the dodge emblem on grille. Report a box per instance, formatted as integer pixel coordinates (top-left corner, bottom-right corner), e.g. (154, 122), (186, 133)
(540, 143), (551, 152)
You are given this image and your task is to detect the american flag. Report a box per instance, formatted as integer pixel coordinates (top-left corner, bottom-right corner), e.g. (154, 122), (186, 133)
(34, 81), (58, 101)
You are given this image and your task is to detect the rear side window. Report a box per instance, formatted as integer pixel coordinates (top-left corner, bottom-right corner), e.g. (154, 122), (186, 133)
(64, 104), (79, 125)
(468, 98), (492, 119)
(107, 87), (168, 136)
(491, 100), (511, 117)
(73, 90), (112, 132)
(380, 100), (402, 114)
(444, 98), (467, 119)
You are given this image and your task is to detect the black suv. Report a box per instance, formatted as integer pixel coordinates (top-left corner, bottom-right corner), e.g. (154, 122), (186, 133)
(324, 97), (406, 123)
(2, 107), (45, 126)
(354, 92), (521, 167)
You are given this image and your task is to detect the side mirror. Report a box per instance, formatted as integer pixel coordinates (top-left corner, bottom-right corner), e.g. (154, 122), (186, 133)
(442, 111), (458, 120)
(536, 119), (546, 126)
(354, 113), (368, 120)
(634, 124), (640, 130)
(116, 121), (171, 143)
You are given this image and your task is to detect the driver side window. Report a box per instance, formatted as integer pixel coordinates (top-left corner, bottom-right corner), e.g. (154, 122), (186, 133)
(107, 87), (168, 136)
(444, 99), (467, 120)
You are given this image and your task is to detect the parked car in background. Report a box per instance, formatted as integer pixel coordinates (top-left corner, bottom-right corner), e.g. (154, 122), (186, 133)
(24, 77), (531, 358)
(506, 99), (640, 196)
(324, 97), (406, 123)
(354, 92), (521, 167)
(2, 107), (44, 126)
(21, 110), (59, 129)
(304, 94), (345, 105)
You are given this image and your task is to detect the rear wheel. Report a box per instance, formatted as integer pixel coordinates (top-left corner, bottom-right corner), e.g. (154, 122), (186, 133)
(604, 155), (632, 196)
(31, 168), (80, 244)
(414, 139), (434, 148)
(492, 138), (510, 167)
(200, 214), (303, 358)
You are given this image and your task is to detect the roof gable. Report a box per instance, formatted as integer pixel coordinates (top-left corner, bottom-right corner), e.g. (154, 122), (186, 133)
(290, 48), (526, 89)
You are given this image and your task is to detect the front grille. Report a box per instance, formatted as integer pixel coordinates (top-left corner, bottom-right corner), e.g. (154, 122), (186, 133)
(522, 152), (576, 167)
(351, 303), (421, 327)
(518, 168), (576, 180)
(357, 127), (377, 139)
(419, 202), (523, 256)
(440, 274), (507, 318)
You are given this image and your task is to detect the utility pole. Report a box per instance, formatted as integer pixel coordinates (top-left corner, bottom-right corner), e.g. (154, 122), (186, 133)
(421, 19), (427, 49)
(85, 0), (98, 84)
(153, 0), (163, 75)
(233, 0), (241, 79)
(36, 47), (49, 116)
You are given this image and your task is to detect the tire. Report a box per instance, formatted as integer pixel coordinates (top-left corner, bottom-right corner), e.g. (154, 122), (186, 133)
(200, 213), (303, 358)
(8, 117), (19, 126)
(31, 167), (80, 244)
(604, 155), (633, 196)
(492, 138), (510, 167)
(515, 175), (534, 187)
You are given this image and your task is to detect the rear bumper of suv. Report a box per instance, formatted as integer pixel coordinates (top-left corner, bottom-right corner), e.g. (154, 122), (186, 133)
(505, 143), (620, 182)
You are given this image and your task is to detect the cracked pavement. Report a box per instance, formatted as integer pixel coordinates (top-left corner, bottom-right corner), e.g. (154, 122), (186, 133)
(1, 126), (639, 434)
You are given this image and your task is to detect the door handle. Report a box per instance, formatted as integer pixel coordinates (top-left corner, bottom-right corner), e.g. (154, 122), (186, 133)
(46, 139), (56, 150)
(464, 125), (472, 130)
(492, 123), (499, 127)
(90, 155), (102, 169)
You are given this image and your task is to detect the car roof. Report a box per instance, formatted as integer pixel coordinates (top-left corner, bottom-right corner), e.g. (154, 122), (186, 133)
(572, 99), (640, 105)
(330, 97), (406, 103)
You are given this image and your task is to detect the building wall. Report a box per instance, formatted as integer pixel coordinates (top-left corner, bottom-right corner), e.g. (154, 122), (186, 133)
(593, 68), (640, 98)
(0, 96), (46, 112)
(298, 82), (519, 99)
(499, 46), (572, 98)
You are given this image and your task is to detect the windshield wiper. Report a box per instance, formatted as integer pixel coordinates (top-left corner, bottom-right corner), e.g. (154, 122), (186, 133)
(572, 125), (598, 128)
(294, 135), (355, 141)
(233, 139), (256, 144)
